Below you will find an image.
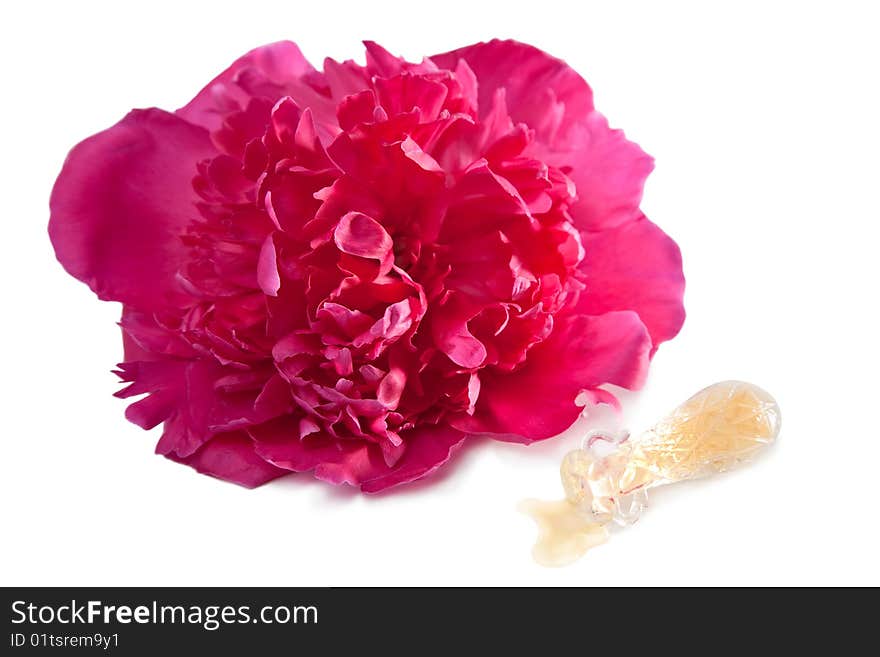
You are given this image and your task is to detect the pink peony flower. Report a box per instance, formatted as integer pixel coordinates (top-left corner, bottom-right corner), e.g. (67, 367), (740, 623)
(49, 40), (685, 492)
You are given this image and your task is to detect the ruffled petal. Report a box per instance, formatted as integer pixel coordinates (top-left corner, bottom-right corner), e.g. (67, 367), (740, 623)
(169, 431), (288, 488)
(431, 40), (652, 232)
(544, 112), (655, 231)
(176, 41), (337, 137)
(430, 39), (594, 140)
(179, 41), (312, 129)
(119, 307), (197, 362)
(115, 360), (291, 458)
(257, 233), (281, 296)
(360, 424), (466, 493)
(578, 215), (685, 350)
(451, 311), (651, 442)
(333, 212), (394, 275)
(251, 418), (388, 484)
(49, 109), (216, 311)
(251, 419), (465, 492)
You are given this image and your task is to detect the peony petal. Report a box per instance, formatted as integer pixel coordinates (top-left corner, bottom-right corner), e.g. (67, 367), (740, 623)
(257, 233), (281, 296)
(578, 216), (685, 351)
(430, 293), (488, 368)
(119, 307), (197, 361)
(251, 418), (387, 485)
(363, 40), (406, 78)
(374, 74), (449, 121)
(333, 211), (394, 276)
(334, 211), (393, 259)
(116, 359), (289, 458)
(169, 431), (288, 488)
(430, 39), (594, 140)
(336, 89), (379, 131)
(545, 112), (655, 231)
(451, 311), (651, 442)
(432, 40), (652, 232)
(250, 419), (465, 492)
(359, 424), (466, 493)
(322, 57), (371, 101)
(49, 109), (216, 311)
(177, 41), (324, 133)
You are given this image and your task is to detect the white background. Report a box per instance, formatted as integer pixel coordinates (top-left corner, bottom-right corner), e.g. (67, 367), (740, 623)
(1, 0), (878, 586)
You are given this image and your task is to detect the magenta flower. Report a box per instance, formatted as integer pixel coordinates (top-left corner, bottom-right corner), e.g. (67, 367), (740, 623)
(49, 40), (685, 492)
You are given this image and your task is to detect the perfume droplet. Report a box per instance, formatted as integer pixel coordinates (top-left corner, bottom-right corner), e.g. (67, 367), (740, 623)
(518, 499), (608, 567)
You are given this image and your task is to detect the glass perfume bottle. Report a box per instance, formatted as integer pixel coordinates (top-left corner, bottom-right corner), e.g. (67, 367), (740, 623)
(521, 381), (781, 566)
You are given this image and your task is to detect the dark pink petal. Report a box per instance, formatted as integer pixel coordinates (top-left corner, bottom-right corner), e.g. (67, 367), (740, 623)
(177, 41), (326, 133)
(337, 89), (379, 131)
(251, 419), (465, 492)
(432, 40), (652, 232)
(250, 418), (387, 485)
(116, 359), (289, 458)
(359, 424), (466, 493)
(132, 361), (215, 454)
(453, 59), (479, 112)
(333, 212), (394, 272)
(430, 292), (487, 368)
(254, 373), (295, 418)
(49, 109), (216, 311)
(430, 39), (594, 140)
(257, 233), (281, 296)
(363, 40), (407, 78)
(377, 367), (406, 408)
(322, 57), (371, 101)
(578, 216), (685, 351)
(374, 74), (449, 121)
(119, 307), (197, 361)
(450, 311), (651, 442)
(169, 431), (288, 488)
(544, 112), (655, 231)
